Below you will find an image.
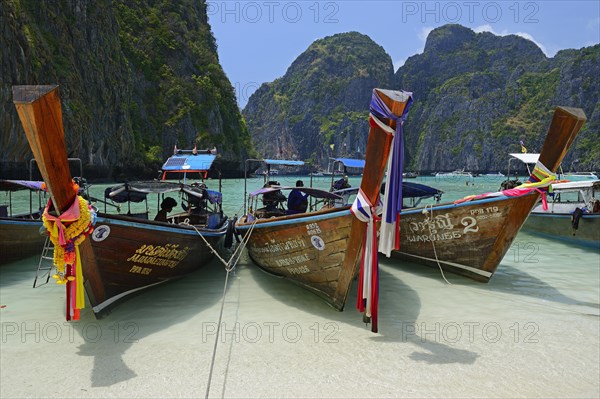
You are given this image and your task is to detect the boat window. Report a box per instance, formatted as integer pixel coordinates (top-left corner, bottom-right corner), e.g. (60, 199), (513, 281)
(554, 191), (580, 203)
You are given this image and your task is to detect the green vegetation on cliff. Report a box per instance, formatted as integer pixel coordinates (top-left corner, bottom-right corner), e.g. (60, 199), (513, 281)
(1, 0), (253, 178)
(243, 32), (393, 167)
(397, 24), (599, 172)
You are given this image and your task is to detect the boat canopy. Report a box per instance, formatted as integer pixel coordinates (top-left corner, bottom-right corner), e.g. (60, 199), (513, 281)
(250, 186), (342, 200)
(333, 158), (365, 169)
(263, 159), (305, 166)
(0, 180), (44, 192)
(380, 181), (444, 199)
(509, 153), (540, 164)
(551, 180), (600, 190)
(402, 181), (443, 199)
(105, 181), (222, 204)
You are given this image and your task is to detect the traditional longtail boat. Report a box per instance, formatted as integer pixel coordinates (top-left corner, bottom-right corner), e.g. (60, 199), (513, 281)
(13, 85), (229, 318)
(388, 106), (587, 281)
(0, 179), (46, 263)
(522, 180), (600, 249)
(236, 88), (413, 331)
(0, 158), (90, 265)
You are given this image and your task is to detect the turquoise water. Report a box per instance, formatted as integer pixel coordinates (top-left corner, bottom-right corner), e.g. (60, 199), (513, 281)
(1, 175), (598, 398)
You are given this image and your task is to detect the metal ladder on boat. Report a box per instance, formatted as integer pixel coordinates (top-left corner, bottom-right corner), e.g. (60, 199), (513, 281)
(33, 236), (55, 288)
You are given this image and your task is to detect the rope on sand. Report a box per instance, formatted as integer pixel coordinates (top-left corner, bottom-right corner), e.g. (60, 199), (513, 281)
(422, 204), (452, 285)
(180, 217), (258, 399)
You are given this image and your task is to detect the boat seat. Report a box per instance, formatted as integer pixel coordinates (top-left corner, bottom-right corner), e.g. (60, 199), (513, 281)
(0, 205), (8, 217)
(254, 207), (286, 219)
(128, 212), (149, 219)
(207, 213), (221, 229)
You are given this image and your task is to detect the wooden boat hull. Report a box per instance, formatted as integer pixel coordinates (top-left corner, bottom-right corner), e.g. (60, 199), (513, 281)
(236, 207), (355, 310)
(391, 106), (587, 282)
(84, 214), (227, 316)
(522, 213), (600, 249)
(0, 218), (45, 263)
(392, 193), (539, 282)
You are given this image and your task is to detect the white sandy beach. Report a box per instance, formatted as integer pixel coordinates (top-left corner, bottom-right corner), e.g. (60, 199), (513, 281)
(1, 230), (599, 398)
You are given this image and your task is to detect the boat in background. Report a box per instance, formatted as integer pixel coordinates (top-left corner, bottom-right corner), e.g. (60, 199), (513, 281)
(522, 180), (600, 249)
(13, 85), (229, 318)
(390, 106), (587, 282)
(0, 179), (46, 263)
(483, 172), (505, 177)
(329, 157), (365, 177)
(160, 145), (218, 182)
(560, 171), (599, 181)
(435, 169), (473, 178)
(1, 158), (86, 264)
(236, 89), (413, 328)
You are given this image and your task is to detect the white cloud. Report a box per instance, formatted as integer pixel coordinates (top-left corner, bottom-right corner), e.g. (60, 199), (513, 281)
(393, 59), (406, 71)
(474, 24), (494, 34)
(473, 25), (549, 56)
(587, 16), (600, 32)
(418, 26), (434, 42)
(413, 27), (435, 54)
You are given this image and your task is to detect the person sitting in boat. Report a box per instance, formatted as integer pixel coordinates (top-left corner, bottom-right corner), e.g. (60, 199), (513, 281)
(185, 182), (208, 214)
(262, 181), (286, 212)
(332, 175), (351, 191)
(154, 197), (177, 222)
(287, 180), (309, 214)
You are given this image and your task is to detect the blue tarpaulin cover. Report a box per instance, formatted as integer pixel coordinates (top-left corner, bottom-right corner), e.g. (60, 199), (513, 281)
(0, 180), (44, 191)
(334, 158), (365, 169)
(263, 159), (305, 166)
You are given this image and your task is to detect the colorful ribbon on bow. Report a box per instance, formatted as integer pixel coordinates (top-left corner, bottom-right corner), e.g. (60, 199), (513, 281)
(42, 194), (95, 321)
(351, 189), (382, 333)
(371, 90), (413, 257)
(454, 161), (556, 210)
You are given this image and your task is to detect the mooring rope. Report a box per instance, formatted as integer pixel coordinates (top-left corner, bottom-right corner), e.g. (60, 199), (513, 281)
(194, 216), (258, 399)
(422, 204), (452, 285)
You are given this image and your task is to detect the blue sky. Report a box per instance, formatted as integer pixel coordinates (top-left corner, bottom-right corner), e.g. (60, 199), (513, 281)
(207, 1), (600, 108)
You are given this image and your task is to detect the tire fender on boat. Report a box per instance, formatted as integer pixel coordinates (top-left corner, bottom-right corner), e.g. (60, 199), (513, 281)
(224, 216), (238, 248)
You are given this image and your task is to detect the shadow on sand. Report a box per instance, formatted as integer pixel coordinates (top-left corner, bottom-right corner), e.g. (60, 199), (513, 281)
(0, 255), (47, 289)
(72, 258), (233, 388)
(247, 261), (480, 366)
(389, 254), (600, 312)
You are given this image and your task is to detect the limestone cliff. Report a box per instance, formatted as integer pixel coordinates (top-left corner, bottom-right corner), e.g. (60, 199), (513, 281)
(397, 24), (599, 173)
(1, 0), (252, 179)
(244, 24), (599, 173)
(242, 32), (394, 167)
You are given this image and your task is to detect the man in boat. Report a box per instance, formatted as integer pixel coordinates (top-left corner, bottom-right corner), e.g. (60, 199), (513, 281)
(154, 197), (177, 222)
(332, 175), (351, 191)
(287, 180), (309, 214)
(262, 181), (286, 213)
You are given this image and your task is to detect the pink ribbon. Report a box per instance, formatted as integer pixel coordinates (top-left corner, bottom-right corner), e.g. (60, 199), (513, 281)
(43, 196), (81, 246)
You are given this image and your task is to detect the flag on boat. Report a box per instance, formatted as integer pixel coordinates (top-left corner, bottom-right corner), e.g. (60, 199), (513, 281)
(351, 88), (413, 333)
(520, 140), (527, 153)
(374, 91), (413, 256)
